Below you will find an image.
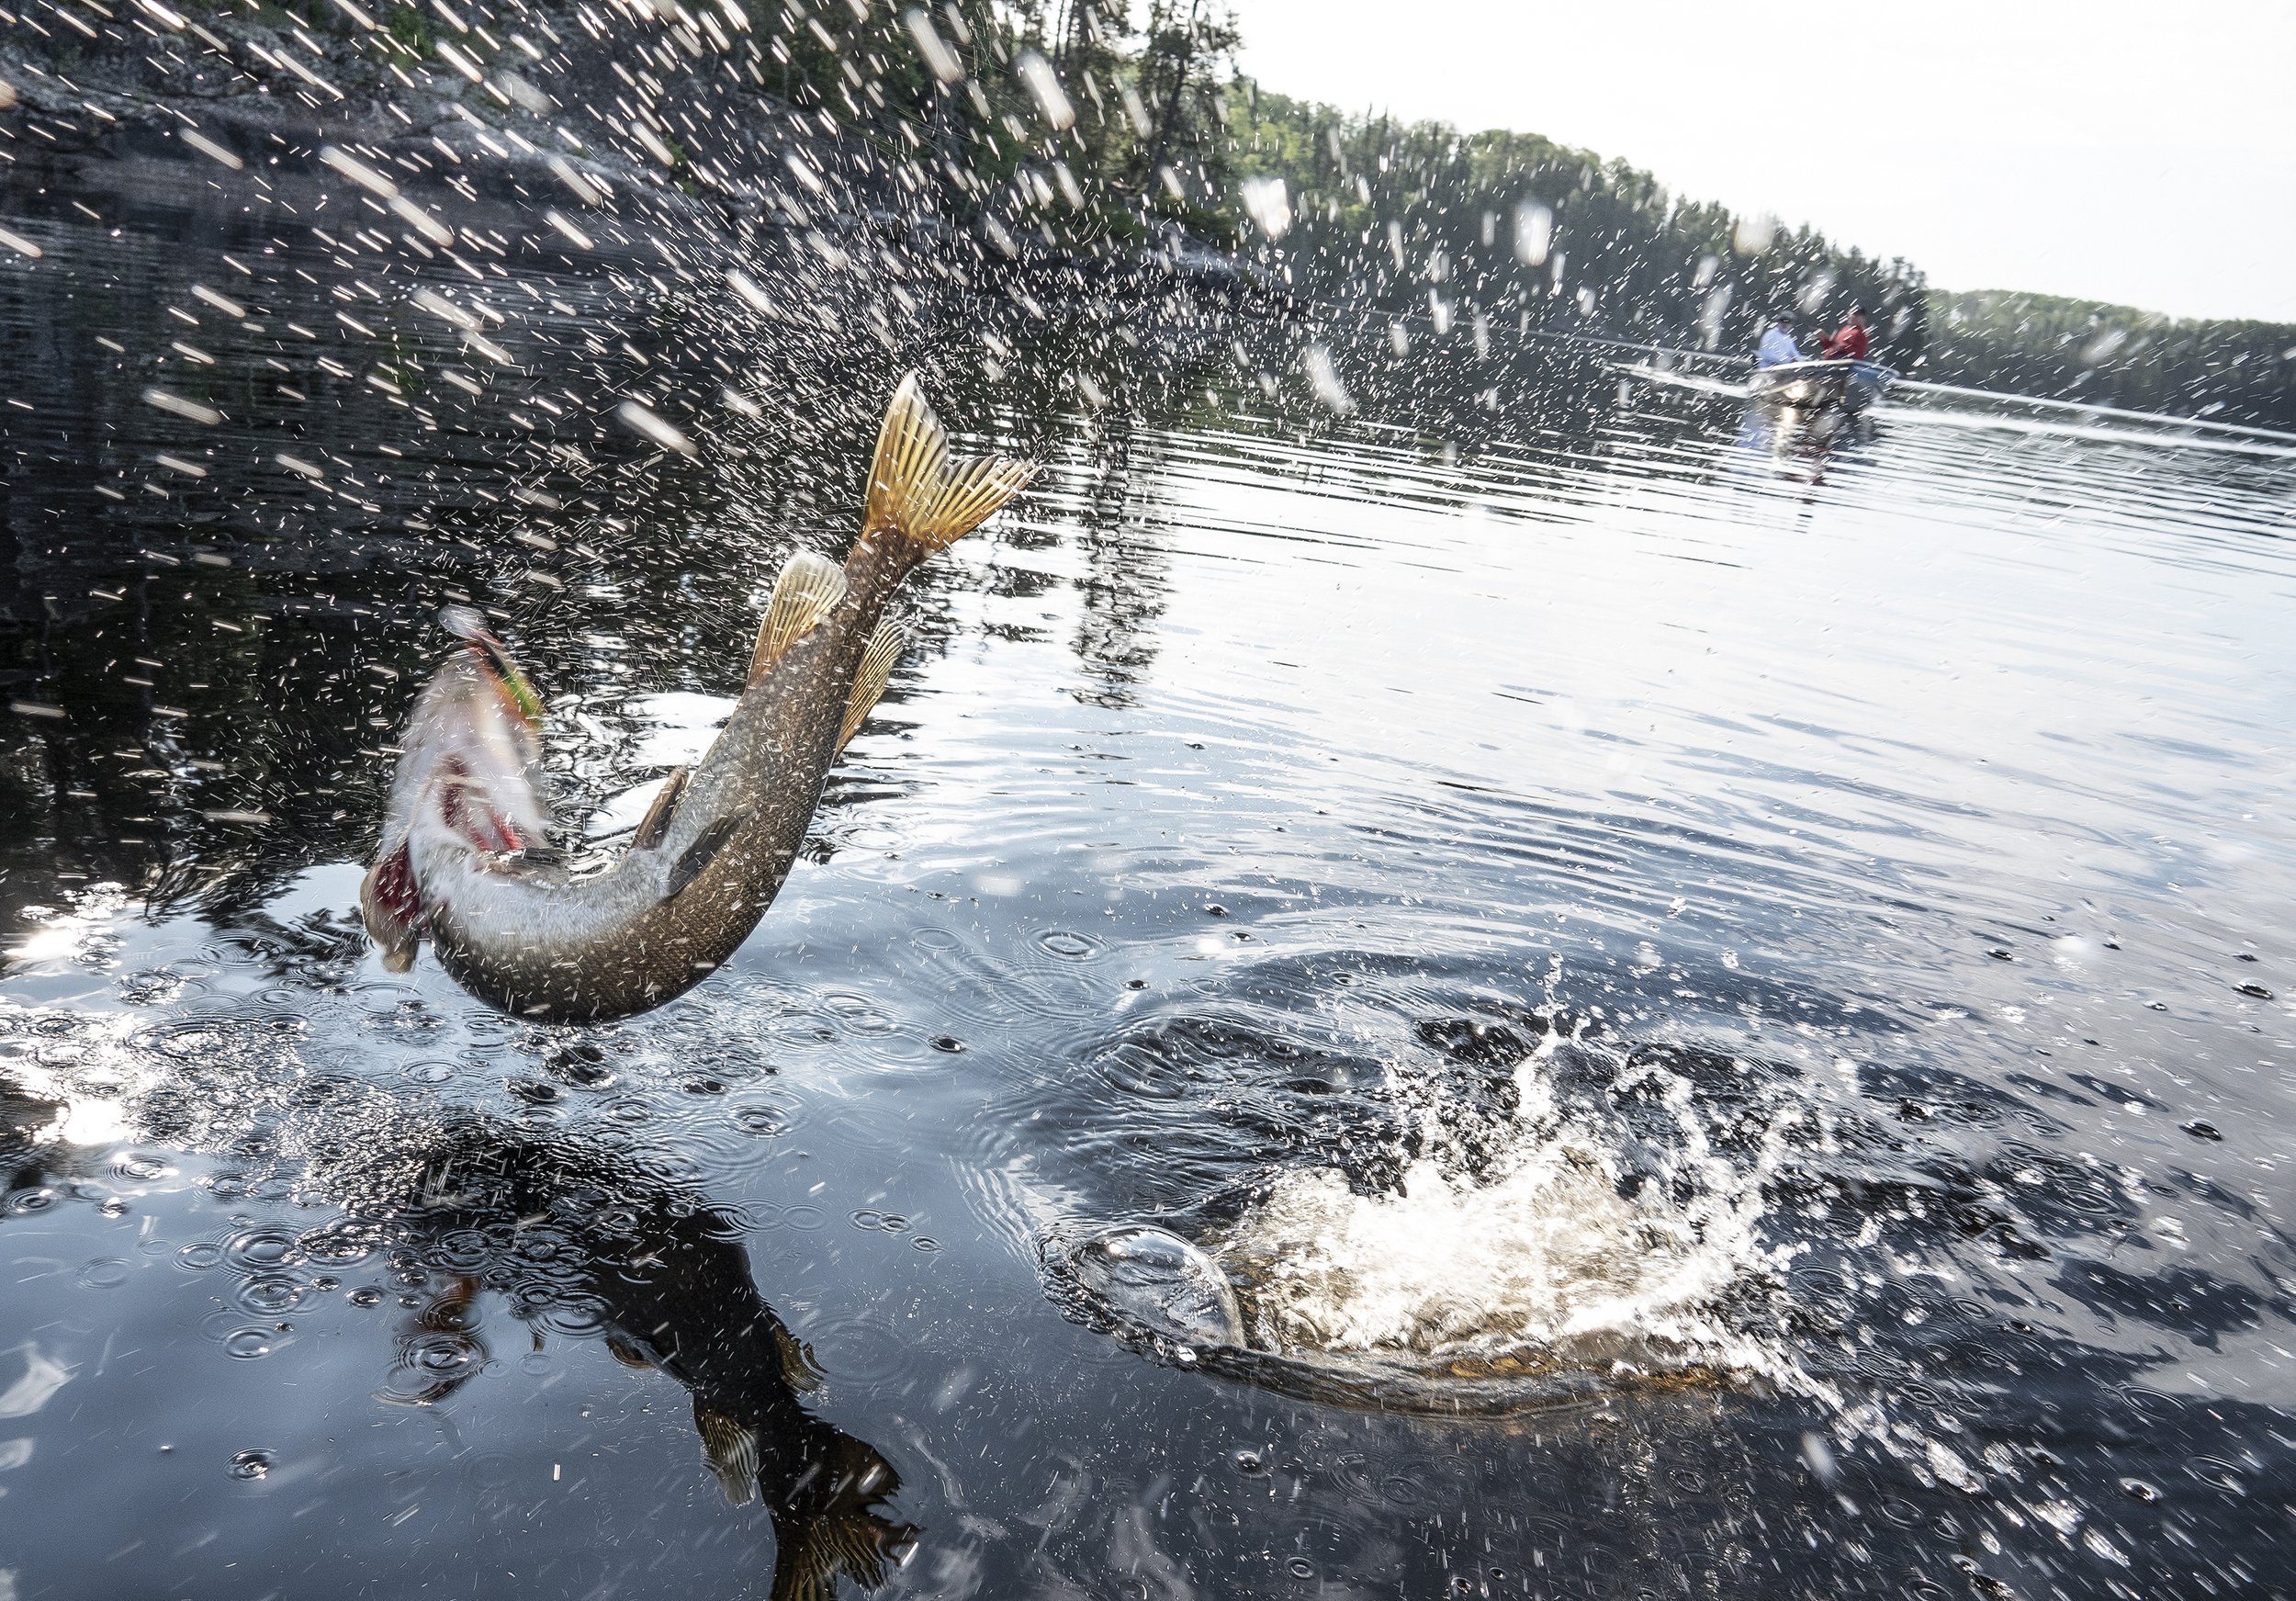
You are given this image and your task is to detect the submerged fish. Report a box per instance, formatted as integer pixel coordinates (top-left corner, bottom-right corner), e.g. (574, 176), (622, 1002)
(360, 375), (1035, 1020)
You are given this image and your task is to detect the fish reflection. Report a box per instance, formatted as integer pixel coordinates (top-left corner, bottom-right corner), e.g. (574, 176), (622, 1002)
(0, 1060), (912, 1598)
(332, 1116), (917, 1601)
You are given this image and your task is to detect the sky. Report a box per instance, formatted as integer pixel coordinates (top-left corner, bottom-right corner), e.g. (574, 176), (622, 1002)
(1233, 0), (2296, 322)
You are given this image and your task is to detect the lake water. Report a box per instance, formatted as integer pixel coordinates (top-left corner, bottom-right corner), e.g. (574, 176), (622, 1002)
(2, 180), (2293, 1601)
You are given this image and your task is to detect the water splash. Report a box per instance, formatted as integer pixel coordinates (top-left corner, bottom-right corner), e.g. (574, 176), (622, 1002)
(1209, 1032), (1803, 1392)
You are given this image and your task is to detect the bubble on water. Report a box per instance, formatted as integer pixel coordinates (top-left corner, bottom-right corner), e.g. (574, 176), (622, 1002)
(222, 1328), (275, 1359)
(1073, 1225), (1245, 1347)
(223, 1226), (300, 1271)
(229, 1449), (273, 1479)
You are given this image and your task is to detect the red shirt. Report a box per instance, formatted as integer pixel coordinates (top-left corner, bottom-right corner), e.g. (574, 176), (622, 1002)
(1823, 322), (1870, 360)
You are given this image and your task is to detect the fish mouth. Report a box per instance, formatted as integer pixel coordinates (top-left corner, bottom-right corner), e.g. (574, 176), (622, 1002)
(432, 761), (532, 856)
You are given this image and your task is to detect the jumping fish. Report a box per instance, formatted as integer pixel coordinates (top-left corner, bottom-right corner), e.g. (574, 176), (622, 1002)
(359, 374), (1035, 1020)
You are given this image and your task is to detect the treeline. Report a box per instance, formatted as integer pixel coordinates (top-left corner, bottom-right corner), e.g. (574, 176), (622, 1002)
(1222, 90), (1925, 364)
(1922, 291), (2296, 430)
(7, 0), (1926, 369)
(788, 0), (1929, 360)
(601, 0), (1934, 363)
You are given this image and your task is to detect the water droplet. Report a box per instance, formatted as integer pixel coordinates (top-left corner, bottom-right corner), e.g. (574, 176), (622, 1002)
(229, 1449), (273, 1479)
(1513, 200), (1551, 267)
(1733, 212), (1780, 254)
(1240, 176), (1291, 242)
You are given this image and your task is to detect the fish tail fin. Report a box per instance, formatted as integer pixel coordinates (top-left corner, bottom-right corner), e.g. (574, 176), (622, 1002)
(837, 621), (906, 752)
(697, 1405), (760, 1505)
(863, 371), (1036, 555)
(748, 550), (850, 684)
(765, 1437), (913, 1601)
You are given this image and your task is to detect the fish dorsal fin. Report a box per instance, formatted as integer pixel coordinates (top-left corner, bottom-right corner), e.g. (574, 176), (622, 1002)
(631, 766), (690, 851)
(862, 372), (1036, 554)
(697, 1407), (759, 1505)
(748, 550), (849, 684)
(665, 811), (745, 899)
(837, 622), (906, 752)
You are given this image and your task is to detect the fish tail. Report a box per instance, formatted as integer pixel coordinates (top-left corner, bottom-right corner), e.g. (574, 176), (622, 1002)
(765, 1435), (913, 1601)
(862, 372), (1035, 555)
(836, 621), (906, 752)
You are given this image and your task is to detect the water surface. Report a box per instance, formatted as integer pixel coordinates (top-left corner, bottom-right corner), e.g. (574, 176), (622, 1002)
(2, 186), (2293, 1600)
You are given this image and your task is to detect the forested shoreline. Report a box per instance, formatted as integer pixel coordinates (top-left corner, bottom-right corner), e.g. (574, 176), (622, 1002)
(6, 0), (2286, 423)
(1920, 291), (2296, 430)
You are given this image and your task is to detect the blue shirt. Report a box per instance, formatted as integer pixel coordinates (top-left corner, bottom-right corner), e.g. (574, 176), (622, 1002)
(1756, 327), (1802, 367)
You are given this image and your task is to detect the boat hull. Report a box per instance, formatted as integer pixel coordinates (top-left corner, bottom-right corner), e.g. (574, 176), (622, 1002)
(1749, 358), (1894, 414)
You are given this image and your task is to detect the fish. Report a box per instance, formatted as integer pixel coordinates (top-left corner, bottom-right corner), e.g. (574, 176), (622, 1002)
(359, 374), (1036, 1021)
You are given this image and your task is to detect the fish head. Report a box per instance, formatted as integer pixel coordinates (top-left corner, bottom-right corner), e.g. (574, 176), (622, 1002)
(361, 644), (552, 964)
